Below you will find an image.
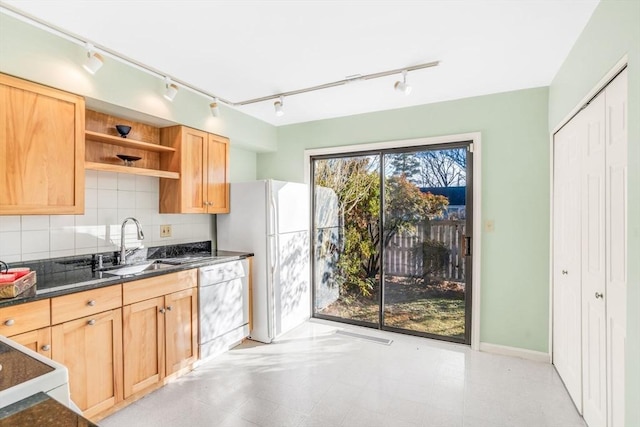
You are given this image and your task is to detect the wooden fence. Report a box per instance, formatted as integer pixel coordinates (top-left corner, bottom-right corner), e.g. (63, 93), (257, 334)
(384, 220), (466, 281)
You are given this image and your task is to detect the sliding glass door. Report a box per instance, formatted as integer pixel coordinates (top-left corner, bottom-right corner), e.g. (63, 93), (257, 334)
(382, 147), (471, 342)
(311, 142), (473, 343)
(312, 154), (381, 327)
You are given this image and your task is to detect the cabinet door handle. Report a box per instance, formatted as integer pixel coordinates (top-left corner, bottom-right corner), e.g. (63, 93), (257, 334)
(562, 270), (568, 275)
(87, 319), (96, 326)
(4, 319), (15, 327)
(595, 292), (604, 299)
(159, 308), (166, 314)
(87, 300), (96, 306)
(166, 305), (173, 311)
(41, 344), (51, 352)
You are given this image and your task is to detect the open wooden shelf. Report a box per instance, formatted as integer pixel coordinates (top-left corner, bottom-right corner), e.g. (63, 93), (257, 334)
(85, 130), (176, 153)
(85, 161), (180, 179)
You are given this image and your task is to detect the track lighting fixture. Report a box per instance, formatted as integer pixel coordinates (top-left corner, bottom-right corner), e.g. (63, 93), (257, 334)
(210, 98), (220, 117)
(394, 70), (412, 95)
(274, 96), (284, 117)
(163, 77), (179, 101)
(82, 43), (103, 75)
(2, 2), (441, 119)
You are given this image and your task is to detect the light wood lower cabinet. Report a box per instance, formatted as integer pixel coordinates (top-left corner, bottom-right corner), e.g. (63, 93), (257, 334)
(122, 296), (164, 397)
(1, 299), (52, 358)
(52, 309), (123, 419)
(9, 326), (52, 357)
(1, 269), (200, 420)
(0, 299), (50, 337)
(164, 287), (198, 375)
(122, 270), (198, 399)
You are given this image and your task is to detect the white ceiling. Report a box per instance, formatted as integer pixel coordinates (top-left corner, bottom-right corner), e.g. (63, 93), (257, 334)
(3, 0), (599, 126)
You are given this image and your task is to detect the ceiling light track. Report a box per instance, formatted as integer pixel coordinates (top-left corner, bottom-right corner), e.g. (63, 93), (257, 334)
(233, 61), (438, 106)
(0, 3), (234, 104)
(0, 3), (440, 117)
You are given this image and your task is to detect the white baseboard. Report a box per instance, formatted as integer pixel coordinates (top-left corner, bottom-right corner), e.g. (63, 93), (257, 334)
(479, 342), (551, 363)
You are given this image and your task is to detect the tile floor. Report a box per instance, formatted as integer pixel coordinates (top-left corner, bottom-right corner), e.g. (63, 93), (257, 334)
(101, 320), (586, 427)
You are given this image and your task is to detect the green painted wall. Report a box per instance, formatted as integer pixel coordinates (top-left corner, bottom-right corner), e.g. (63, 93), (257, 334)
(259, 87), (551, 353)
(0, 12), (277, 155)
(229, 146), (257, 182)
(549, 0), (640, 422)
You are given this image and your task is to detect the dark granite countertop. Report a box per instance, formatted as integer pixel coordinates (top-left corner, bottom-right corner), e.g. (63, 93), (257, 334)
(0, 392), (98, 427)
(0, 242), (253, 308)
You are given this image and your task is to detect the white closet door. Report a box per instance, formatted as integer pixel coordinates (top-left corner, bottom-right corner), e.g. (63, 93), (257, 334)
(552, 112), (583, 410)
(581, 92), (607, 427)
(605, 69), (627, 427)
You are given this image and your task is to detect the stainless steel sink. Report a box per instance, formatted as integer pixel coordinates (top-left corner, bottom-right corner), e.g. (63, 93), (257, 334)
(102, 261), (174, 276)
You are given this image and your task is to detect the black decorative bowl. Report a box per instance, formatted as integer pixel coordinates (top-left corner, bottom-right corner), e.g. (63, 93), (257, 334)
(115, 125), (132, 138)
(117, 154), (141, 166)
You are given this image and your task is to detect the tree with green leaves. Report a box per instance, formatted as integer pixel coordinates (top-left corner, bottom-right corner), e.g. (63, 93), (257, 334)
(315, 158), (448, 297)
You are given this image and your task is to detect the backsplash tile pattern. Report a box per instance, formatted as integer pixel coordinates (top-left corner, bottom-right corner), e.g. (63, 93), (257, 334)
(0, 170), (213, 263)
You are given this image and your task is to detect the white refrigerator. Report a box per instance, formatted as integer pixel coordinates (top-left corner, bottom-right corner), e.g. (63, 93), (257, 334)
(216, 180), (310, 343)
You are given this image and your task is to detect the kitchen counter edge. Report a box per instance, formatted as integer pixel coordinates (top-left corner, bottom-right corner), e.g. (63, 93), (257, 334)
(0, 252), (254, 309)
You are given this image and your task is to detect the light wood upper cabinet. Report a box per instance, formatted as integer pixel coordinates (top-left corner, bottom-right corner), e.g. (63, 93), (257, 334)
(0, 73), (85, 215)
(159, 126), (229, 214)
(52, 308), (124, 419)
(206, 133), (230, 214)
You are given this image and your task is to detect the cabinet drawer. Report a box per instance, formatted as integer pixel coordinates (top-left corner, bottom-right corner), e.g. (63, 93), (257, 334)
(51, 285), (122, 324)
(123, 269), (197, 305)
(0, 299), (50, 336)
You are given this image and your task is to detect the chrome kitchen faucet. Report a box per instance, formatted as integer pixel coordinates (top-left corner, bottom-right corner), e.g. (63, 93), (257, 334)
(120, 217), (145, 265)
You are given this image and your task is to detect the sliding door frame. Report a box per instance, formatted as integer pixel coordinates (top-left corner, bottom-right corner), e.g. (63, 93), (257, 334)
(305, 132), (482, 350)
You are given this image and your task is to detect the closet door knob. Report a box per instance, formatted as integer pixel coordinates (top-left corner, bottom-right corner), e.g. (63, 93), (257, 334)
(561, 270), (568, 275)
(595, 292), (604, 299)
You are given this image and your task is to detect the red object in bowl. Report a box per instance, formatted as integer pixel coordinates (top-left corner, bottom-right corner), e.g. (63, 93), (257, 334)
(8, 268), (30, 279)
(0, 273), (18, 283)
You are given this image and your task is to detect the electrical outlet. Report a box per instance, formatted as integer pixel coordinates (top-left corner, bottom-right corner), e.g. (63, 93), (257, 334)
(160, 225), (172, 238)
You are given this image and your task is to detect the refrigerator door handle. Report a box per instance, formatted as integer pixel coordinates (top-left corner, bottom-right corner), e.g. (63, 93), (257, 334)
(269, 184), (278, 236)
(267, 234), (277, 340)
(268, 185), (278, 341)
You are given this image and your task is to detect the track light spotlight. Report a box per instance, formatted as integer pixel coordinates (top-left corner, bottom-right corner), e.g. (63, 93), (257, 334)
(394, 70), (412, 95)
(274, 96), (284, 116)
(164, 77), (179, 101)
(210, 98), (220, 117)
(82, 43), (103, 75)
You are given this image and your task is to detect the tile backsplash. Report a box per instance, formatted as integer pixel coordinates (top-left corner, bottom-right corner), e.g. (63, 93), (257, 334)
(0, 170), (213, 263)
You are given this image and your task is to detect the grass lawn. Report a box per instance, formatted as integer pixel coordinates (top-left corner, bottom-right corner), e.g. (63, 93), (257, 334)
(318, 276), (466, 338)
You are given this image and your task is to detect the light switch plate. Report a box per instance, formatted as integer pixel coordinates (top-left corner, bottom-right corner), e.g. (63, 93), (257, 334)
(160, 225), (172, 237)
(485, 220), (495, 232)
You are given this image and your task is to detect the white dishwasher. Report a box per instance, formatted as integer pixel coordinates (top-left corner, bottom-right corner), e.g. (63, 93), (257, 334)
(198, 259), (250, 361)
